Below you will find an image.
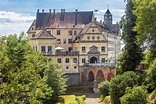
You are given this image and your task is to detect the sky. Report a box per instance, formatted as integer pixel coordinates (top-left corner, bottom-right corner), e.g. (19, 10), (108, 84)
(0, 0), (126, 36)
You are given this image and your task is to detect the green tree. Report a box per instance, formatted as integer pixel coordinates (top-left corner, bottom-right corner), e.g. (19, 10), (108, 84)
(109, 71), (141, 104)
(145, 59), (156, 91)
(0, 33), (67, 103)
(133, 0), (156, 64)
(98, 81), (110, 98)
(120, 86), (148, 104)
(119, 0), (143, 72)
(44, 61), (67, 103)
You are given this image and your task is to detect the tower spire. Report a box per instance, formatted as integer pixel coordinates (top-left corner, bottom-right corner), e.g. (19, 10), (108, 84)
(107, 4), (109, 9)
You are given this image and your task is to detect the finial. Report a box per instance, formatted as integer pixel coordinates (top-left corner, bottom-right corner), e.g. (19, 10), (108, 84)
(107, 5), (109, 9)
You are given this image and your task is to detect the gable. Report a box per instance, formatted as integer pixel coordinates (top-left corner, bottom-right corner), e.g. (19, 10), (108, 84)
(80, 22), (107, 42)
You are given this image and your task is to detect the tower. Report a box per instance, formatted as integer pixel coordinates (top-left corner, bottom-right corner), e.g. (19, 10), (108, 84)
(104, 8), (112, 33)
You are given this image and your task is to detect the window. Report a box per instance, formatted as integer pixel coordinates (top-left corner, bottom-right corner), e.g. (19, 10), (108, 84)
(68, 39), (72, 43)
(65, 58), (69, 63)
(92, 29), (94, 32)
(101, 46), (105, 52)
(74, 66), (77, 69)
(63, 38), (66, 44)
(32, 27), (34, 30)
(101, 58), (105, 63)
(57, 58), (61, 63)
(82, 46), (86, 53)
(41, 46), (45, 52)
(73, 58), (77, 63)
(87, 36), (90, 40)
(97, 36), (100, 40)
(32, 34), (35, 37)
(35, 46), (37, 52)
(92, 36), (95, 40)
(57, 30), (61, 35)
(48, 46), (52, 53)
(57, 39), (61, 44)
(82, 58), (86, 63)
(74, 31), (77, 35)
(66, 66), (69, 69)
(68, 47), (72, 52)
(68, 30), (72, 35)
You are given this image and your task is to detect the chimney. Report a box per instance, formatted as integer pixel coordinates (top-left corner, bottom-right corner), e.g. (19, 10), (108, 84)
(75, 9), (78, 25)
(100, 20), (102, 23)
(94, 17), (97, 21)
(37, 9), (39, 13)
(53, 9), (55, 18)
(42, 9), (44, 13)
(60, 9), (65, 21)
(49, 9), (51, 13)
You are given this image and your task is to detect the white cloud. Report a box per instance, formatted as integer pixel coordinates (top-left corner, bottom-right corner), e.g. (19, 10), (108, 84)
(0, 11), (35, 36)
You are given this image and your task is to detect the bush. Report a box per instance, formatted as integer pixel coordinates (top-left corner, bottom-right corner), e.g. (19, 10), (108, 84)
(102, 96), (111, 104)
(120, 86), (148, 104)
(98, 81), (110, 98)
(109, 71), (141, 104)
(146, 59), (156, 90)
(76, 96), (86, 104)
(81, 95), (86, 100)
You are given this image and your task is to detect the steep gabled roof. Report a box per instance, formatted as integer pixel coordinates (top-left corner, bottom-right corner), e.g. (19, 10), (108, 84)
(36, 11), (93, 29)
(27, 20), (36, 33)
(33, 29), (55, 39)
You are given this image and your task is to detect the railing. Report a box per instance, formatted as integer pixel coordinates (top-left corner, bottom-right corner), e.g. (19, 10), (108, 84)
(42, 52), (52, 56)
(55, 51), (79, 56)
(84, 62), (116, 67)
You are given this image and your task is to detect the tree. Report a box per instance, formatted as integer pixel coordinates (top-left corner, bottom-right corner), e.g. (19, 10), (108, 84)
(120, 86), (148, 104)
(119, 0), (143, 72)
(98, 81), (110, 98)
(145, 59), (156, 91)
(133, 0), (156, 64)
(109, 71), (141, 104)
(44, 61), (67, 103)
(0, 33), (67, 103)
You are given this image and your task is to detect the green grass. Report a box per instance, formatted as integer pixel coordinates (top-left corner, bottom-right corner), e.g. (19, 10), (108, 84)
(57, 95), (86, 104)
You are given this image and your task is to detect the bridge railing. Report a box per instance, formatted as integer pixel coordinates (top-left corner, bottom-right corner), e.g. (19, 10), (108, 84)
(84, 63), (116, 67)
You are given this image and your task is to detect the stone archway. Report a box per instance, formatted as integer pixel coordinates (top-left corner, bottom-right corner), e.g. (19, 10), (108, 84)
(96, 70), (104, 81)
(90, 56), (97, 63)
(107, 73), (114, 81)
(88, 71), (94, 81)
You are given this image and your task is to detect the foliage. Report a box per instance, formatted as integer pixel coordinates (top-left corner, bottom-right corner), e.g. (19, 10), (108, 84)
(57, 95), (86, 104)
(145, 59), (156, 90)
(119, 0), (143, 72)
(120, 86), (148, 104)
(0, 33), (52, 103)
(102, 96), (111, 104)
(98, 81), (110, 98)
(44, 61), (67, 103)
(0, 33), (67, 104)
(133, 0), (156, 64)
(109, 71), (141, 104)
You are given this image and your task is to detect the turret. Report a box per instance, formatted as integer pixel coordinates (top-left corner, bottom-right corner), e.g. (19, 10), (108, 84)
(104, 9), (112, 33)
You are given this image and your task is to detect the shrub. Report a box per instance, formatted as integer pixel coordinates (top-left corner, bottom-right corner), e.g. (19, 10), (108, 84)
(76, 96), (86, 104)
(109, 71), (141, 104)
(146, 59), (156, 90)
(81, 95), (86, 100)
(98, 81), (110, 98)
(120, 86), (148, 104)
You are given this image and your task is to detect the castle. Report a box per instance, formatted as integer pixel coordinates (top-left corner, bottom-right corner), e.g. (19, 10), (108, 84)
(27, 9), (121, 85)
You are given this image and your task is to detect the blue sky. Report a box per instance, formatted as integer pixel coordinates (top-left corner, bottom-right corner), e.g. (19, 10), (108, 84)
(0, 0), (126, 36)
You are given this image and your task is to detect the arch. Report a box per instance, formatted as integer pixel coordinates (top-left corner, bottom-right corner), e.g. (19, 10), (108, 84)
(107, 73), (114, 81)
(88, 71), (94, 81)
(96, 70), (104, 81)
(90, 56), (97, 63)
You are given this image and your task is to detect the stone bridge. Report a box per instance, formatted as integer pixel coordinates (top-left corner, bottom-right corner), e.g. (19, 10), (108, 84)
(81, 65), (116, 87)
